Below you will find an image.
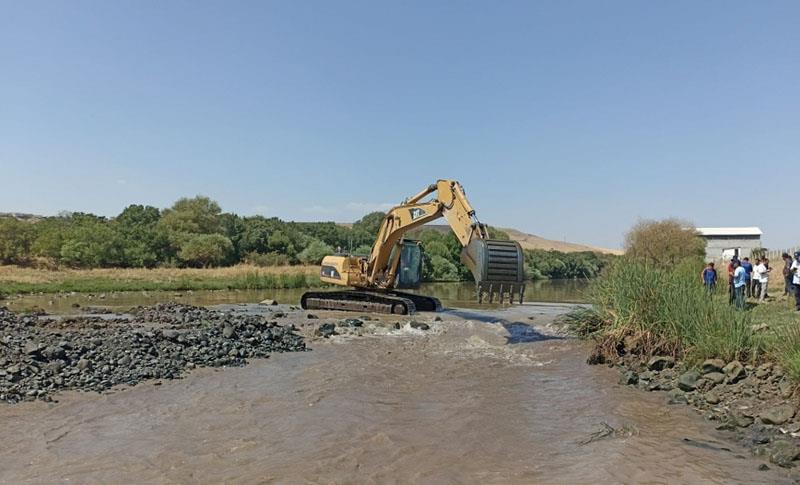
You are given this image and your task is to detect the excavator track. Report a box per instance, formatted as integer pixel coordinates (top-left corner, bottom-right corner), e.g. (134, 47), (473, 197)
(300, 290), (441, 315)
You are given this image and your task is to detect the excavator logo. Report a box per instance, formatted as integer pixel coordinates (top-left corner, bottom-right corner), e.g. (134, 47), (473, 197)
(409, 208), (427, 220)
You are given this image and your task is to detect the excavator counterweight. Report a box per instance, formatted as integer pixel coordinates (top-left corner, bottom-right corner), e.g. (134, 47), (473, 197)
(301, 179), (526, 314)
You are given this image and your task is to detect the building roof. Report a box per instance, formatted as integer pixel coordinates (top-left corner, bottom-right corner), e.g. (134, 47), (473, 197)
(696, 227), (763, 237)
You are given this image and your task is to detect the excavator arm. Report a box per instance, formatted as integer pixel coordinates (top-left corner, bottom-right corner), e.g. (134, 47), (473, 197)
(367, 179), (525, 303)
(301, 179), (526, 314)
(366, 180), (483, 285)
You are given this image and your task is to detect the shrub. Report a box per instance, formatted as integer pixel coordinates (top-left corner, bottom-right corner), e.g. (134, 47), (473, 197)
(582, 258), (755, 364)
(297, 239), (334, 265)
(245, 251), (291, 267)
(624, 218), (706, 269)
(178, 234), (233, 267)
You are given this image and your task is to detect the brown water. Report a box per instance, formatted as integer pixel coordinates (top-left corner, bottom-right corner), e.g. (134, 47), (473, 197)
(0, 304), (789, 483)
(3, 279), (590, 315)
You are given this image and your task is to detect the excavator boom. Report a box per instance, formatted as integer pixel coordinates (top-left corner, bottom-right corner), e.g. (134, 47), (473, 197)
(301, 179), (526, 314)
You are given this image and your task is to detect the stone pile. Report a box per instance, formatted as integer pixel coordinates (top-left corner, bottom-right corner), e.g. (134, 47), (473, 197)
(0, 303), (306, 404)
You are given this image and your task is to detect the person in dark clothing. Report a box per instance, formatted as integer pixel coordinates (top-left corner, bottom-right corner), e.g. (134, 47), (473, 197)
(792, 252), (800, 311)
(783, 253), (794, 296)
(727, 257), (739, 305)
(741, 257), (754, 298)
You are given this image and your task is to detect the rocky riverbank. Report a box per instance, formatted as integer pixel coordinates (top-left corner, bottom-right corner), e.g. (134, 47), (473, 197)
(602, 352), (800, 469)
(0, 303), (306, 404)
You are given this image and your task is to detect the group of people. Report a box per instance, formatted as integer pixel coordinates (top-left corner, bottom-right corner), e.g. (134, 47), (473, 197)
(701, 251), (800, 311)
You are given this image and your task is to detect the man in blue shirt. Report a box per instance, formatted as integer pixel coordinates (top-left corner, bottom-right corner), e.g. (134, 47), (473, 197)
(733, 259), (747, 310)
(741, 257), (754, 298)
(700, 262), (717, 295)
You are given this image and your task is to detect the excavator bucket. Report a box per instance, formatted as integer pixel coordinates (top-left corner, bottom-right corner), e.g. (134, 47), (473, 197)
(461, 239), (526, 304)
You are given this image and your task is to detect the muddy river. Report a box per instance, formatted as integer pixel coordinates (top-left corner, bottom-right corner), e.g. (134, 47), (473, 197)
(0, 302), (790, 483)
(2, 280), (590, 316)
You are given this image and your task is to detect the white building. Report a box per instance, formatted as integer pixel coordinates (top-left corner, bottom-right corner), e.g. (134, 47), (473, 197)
(696, 227), (763, 261)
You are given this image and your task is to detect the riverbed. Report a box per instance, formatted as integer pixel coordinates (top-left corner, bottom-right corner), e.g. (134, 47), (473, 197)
(0, 302), (790, 483)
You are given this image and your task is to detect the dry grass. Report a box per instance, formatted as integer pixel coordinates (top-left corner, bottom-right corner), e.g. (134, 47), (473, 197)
(0, 264), (319, 284)
(0, 265), (322, 295)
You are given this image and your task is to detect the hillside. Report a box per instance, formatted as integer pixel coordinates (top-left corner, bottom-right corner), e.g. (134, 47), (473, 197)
(400, 224), (622, 255)
(498, 227), (623, 255)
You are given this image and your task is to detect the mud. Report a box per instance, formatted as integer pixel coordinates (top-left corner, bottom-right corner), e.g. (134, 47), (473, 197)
(0, 303), (794, 483)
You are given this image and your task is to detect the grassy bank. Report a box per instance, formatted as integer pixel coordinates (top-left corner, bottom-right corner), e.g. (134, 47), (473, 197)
(568, 259), (800, 380)
(0, 265), (321, 296)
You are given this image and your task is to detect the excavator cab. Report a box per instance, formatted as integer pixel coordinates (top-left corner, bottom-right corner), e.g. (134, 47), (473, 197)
(395, 240), (423, 289)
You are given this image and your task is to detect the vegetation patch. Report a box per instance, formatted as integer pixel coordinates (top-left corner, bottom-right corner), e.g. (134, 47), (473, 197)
(0, 265), (319, 295)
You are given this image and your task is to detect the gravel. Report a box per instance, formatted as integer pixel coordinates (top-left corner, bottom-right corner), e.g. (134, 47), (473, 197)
(0, 303), (306, 404)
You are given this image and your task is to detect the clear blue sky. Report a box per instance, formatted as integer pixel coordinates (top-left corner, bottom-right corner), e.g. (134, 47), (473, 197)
(2, 1), (798, 249)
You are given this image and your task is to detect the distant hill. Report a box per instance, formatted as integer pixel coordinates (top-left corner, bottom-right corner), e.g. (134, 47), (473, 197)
(497, 227), (622, 255)
(0, 212), (42, 221)
(385, 223), (622, 255)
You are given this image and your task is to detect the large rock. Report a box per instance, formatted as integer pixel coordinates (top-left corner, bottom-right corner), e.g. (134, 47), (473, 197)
(778, 380), (795, 399)
(755, 363), (773, 379)
(339, 318), (364, 328)
(678, 371), (701, 391)
(647, 356), (675, 371)
(259, 299), (278, 306)
(723, 361), (746, 384)
(619, 371), (638, 386)
(667, 388), (687, 405)
(701, 359), (725, 374)
(704, 372), (726, 385)
(315, 323), (337, 338)
(760, 405), (796, 425)
(704, 391), (721, 404)
(769, 441), (800, 468)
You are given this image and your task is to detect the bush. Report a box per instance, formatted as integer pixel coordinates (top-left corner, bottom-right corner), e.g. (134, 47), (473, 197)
(178, 234), (233, 267)
(428, 255), (461, 281)
(581, 258), (755, 364)
(297, 240), (334, 265)
(0, 218), (35, 264)
(624, 218), (706, 268)
(524, 249), (611, 280)
(245, 251), (291, 267)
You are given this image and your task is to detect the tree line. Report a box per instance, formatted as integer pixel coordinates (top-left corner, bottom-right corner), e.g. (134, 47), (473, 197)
(0, 195), (612, 280)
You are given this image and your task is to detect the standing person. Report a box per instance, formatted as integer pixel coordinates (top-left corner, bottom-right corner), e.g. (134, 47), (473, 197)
(755, 258), (770, 302)
(784, 253), (794, 297)
(751, 258), (762, 299)
(733, 259), (747, 310)
(728, 257), (739, 305)
(741, 257), (754, 298)
(792, 252), (800, 311)
(701, 262), (717, 295)
(763, 257), (772, 298)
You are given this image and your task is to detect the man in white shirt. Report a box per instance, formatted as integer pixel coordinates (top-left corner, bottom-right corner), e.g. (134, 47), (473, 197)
(792, 252), (800, 311)
(755, 259), (769, 302)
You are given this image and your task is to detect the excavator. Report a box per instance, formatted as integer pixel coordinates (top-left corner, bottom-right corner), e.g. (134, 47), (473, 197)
(300, 179), (526, 314)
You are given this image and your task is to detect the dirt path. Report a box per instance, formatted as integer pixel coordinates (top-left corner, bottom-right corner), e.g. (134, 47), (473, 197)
(0, 304), (791, 484)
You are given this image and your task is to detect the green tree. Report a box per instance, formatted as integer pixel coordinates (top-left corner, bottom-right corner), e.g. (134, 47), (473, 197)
(178, 234), (233, 267)
(624, 218), (706, 268)
(59, 215), (126, 267)
(352, 211), (385, 244)
(0, 218), (35, 264)
(297, 239), (334, 265)
(31, 217), (69, 260)
(160, 196), (223, 236)
(429, 255), (460, 281)
(115, 204), (171, 267)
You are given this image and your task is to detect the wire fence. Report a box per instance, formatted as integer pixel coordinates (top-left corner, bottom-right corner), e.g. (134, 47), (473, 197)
(764, 247), (800, 261)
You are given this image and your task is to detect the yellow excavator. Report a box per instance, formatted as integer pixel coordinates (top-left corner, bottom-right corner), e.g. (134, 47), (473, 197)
(300, 179), (526, 314)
